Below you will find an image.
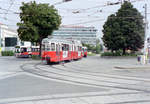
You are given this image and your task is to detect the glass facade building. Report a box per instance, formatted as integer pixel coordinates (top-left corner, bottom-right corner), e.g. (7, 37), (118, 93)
(52, 26), (98, 46)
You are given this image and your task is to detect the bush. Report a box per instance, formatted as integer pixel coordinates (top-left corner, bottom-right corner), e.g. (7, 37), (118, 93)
(87, 52), (96, 56)
(101, 52), (121, 56)
(122, 53), (137, 56)
(101, 51), (138, 56)
(2, 51), (14, 56)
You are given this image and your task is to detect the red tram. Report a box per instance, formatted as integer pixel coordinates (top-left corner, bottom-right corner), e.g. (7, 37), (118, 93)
(41, 38), (83, 64)
(15, 46), (39, 58)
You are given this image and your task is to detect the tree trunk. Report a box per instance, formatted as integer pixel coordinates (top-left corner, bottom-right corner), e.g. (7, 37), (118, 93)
(111, 50), (114, 53)
(39, 42), (42, 57)
(123, 48), (126, 55)
(39, 38), (42, 57)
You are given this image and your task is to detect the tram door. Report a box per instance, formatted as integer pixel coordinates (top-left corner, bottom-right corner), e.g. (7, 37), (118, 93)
(68, 44), (71, 59)
(56, 44), (60, 61)
(62, 44), (68, 58)
(78, 46), (81, 57)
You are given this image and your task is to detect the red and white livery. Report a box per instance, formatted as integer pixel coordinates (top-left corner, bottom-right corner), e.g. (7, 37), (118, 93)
(15, 46), (39, 58)
(41, 38), (83, 64)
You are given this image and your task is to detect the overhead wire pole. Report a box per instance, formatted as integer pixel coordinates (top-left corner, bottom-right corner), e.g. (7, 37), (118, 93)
(143, 3), (148, 64)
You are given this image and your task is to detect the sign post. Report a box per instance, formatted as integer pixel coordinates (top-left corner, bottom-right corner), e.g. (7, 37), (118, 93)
(0, 47), (1, 56)
(143, 4), (148, 64)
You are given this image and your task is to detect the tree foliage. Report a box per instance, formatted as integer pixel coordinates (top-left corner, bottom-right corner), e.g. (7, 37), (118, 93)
(17, 1), (61, 55)
(102, 1), (144, 54)
(82, 42), (102, 54)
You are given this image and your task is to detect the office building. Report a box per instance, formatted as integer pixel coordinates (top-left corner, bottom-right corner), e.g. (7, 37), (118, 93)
(52, 26), (98, 46)
(0, 23), (18, 51)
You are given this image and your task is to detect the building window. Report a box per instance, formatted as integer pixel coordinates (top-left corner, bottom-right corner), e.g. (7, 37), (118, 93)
(5, 37), (17, 47)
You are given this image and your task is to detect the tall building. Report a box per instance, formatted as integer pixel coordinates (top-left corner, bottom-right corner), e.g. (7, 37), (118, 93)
(52, 26), (98, 46)
(0, 23), (18, 51)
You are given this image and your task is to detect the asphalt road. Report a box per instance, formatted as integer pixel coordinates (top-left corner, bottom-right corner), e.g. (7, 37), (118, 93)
(0, 56), (150, 104)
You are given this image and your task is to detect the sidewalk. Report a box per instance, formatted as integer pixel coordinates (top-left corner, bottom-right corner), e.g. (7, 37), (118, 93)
(114, 62), (150, 70)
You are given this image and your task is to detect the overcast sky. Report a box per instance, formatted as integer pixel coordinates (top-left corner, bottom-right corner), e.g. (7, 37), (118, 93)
(0, 0), (149, 38)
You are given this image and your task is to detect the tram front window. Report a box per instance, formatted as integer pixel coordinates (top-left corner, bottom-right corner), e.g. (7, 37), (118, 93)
(21, 48), (27, 53)
(15, 48), (20, 53)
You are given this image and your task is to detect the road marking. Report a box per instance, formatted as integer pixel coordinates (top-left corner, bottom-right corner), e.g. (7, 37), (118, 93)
(0, 72), (24, 80)
(0, 90), (140, 104)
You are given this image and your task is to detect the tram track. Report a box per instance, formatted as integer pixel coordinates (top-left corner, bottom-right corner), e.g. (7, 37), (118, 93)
(65, 60), (150, 82)
(40, 64), (143, 85)
(42, 64), (150, 92)
(21, 62), (150, 93)
(37, 65), (137, 86)
(15, 62), (150, 104)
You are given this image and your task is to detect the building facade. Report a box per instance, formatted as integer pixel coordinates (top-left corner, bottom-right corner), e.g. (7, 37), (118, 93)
(0, 23), (18, 51)
(52, 26), (98, 46)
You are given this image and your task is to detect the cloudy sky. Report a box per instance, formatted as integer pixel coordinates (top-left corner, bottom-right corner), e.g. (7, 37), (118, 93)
(0, 0), (149, 38)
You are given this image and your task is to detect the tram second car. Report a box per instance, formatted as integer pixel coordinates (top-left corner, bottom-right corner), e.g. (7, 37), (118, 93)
(41, 38), (83, 64)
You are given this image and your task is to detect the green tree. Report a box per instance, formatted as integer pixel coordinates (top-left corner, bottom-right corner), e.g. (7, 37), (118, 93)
(82, 42), (102, 54)
(102, 1), (144, 55)
(17, 1), (61, 56)
(95, 39), (101, 54)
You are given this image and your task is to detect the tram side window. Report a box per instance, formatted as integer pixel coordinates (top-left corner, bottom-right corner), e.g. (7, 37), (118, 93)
(36, 48), (39, 52)
(62, 44), (69, 51)
(51, 43), (55, 51)
(32, 48), (39, 52)
(31, 48), (34, 52)
(80, 47), (82, 51)
(66, 45), (69, 51)
(37, 48), (40, 52)
(62, 45), (64, 51)
(62, 44), (65, 51)
(42, 44), (45, 50)
(21, 48), (27, 53)
(47, 44), (50, 51)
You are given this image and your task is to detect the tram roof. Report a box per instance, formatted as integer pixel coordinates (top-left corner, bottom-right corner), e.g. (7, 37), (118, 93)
(42, 38), (82, 46)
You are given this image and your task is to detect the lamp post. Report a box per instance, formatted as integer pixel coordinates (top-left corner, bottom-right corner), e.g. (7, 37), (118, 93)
(143, 4), (148, 64)
(0, 27), (1, 56)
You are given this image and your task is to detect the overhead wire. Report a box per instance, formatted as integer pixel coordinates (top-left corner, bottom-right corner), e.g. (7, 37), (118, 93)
(0, 0), (148, 28)
(60, 0), (148, 26)
(67, 0), (146, 14)
(4, 0), (16, 19)
(66, 19), (105, 26)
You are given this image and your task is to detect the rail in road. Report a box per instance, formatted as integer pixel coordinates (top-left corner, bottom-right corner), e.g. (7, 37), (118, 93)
(20, 62), (150, 93)
(0, 60), (148, 104)
(16, 61), (150, 104)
